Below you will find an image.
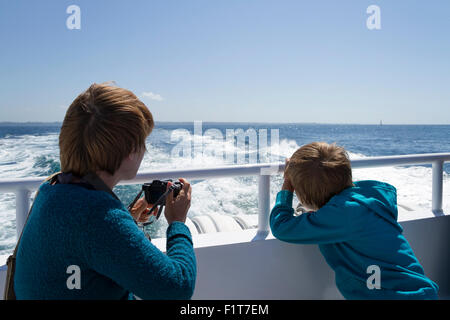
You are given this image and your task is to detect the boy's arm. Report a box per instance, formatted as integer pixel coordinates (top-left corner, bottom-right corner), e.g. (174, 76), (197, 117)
(270, 190), (360, 244)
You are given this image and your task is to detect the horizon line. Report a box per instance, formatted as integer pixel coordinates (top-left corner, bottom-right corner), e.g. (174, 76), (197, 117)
(0, 121), (449, 126)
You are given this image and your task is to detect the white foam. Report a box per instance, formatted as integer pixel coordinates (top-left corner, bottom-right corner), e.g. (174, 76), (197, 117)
(0, 131), (448, 256)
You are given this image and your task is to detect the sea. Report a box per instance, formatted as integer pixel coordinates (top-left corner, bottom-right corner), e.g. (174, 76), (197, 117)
(0, 122), (449, 257)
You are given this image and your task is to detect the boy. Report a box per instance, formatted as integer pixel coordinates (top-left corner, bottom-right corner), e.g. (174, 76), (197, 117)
(270, 142), (439, 299)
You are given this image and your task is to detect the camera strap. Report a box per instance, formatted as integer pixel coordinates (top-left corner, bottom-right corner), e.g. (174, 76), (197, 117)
(50, 171), (120, 201)
(127, 187), (166, 228)
(128, 182), (182, 236)
(127, 189), (144, 212)
(81, 172), (120, 201)
(137, 184), (180, 227)
(147, 183), (180, 216)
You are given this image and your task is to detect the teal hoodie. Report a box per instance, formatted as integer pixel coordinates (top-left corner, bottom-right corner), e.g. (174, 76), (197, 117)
(270, 180), (439, 299)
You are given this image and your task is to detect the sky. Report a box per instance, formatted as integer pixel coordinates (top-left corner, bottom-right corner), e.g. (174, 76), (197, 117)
(0, 0), (449, 124)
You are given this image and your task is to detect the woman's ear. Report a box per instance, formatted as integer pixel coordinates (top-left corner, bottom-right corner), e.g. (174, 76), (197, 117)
(128, 148), (145, 161)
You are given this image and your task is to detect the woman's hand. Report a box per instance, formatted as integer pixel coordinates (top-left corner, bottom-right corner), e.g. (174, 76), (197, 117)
(164, 178), (192, 224)
(129, 197), (157, 223)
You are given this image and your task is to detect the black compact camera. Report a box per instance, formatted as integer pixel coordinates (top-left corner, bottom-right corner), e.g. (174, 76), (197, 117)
(142, 179), (183, 204)
(128, 179), (184, 227)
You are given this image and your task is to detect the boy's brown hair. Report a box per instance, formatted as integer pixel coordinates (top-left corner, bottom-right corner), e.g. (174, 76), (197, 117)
(285, 142), (353, 210)
(59, 82), (154, 177)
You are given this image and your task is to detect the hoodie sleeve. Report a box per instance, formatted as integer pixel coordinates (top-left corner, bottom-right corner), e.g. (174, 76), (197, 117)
(270, 190), (363, 244)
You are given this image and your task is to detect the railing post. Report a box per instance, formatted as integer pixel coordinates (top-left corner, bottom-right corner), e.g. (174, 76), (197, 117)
(256, 174), (271, 239)
(432, 160), (444, 215)
(15, 189), (31, 239)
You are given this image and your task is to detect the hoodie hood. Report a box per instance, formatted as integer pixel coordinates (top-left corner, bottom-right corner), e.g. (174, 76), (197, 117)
(340, 180), (401, 231)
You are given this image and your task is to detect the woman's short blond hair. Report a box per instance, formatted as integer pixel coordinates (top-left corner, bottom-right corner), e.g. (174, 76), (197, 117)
(285, 142), (353, 210)
(59, 82), (154, 177)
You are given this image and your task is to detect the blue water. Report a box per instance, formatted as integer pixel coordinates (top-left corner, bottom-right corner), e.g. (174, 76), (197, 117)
(0, 122), (449, 255)
(158, 123), (450, 158)
(1, 122), (449, 158)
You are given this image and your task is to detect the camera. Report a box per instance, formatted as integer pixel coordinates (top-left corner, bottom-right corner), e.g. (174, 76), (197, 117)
(128, 179), (184, 225)
(142, 179), (183, 204)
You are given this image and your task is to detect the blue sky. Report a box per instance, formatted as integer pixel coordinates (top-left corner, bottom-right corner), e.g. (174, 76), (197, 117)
(0, 0), (449, 124)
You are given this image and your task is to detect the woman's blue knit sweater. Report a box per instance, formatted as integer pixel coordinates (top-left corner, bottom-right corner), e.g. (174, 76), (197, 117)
(14, 181), (197, 299)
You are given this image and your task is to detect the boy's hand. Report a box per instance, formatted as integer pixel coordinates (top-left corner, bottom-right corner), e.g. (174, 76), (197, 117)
(282, 158), (294, 192)
(282, 176), (294, 192)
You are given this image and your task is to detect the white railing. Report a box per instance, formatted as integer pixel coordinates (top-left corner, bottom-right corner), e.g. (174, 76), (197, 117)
(0, 153), (449, 240)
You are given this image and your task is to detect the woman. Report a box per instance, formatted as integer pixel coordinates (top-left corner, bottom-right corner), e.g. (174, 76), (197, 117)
(14, 83), (196, 299)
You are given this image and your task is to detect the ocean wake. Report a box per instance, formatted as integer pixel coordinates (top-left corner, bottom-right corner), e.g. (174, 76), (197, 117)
(0, 129), (448, 255)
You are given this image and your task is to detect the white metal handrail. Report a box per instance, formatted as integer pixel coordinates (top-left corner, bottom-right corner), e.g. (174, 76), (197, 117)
(0, 153), (449, 240)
